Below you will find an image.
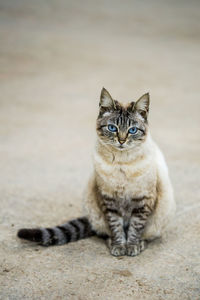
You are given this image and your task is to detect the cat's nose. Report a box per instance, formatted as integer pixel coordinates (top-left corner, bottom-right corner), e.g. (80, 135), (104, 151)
(119, 139), (126, 145)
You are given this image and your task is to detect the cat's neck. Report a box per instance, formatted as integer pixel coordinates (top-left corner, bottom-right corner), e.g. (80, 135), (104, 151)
(95, 133), (154, 164)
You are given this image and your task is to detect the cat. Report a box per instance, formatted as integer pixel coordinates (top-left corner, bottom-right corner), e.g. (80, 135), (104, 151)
(17, 88), (176, 256)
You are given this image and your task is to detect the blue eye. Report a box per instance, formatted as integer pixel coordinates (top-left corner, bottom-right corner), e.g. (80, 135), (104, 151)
(128, 127), (138, 134)
(108, 124), (117, 132)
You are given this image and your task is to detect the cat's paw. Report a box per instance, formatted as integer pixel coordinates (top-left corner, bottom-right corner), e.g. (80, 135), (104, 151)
(126, 240), (147, 256)
(110, 244), (126, 256)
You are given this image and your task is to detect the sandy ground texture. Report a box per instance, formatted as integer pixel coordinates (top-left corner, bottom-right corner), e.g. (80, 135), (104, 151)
(0, 0), (200, 299)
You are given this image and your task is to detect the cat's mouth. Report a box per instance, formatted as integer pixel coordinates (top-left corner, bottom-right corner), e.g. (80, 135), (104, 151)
(118, 144), (126, 150)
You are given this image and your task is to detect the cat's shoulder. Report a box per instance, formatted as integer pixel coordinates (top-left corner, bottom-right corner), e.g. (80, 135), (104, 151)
(151, 139), (169, 175)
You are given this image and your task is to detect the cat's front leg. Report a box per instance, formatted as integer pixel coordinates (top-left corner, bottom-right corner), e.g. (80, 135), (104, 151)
(126, 239), (147, 256)
(127, 204), (152, 256)
(105, 211), (126, 256)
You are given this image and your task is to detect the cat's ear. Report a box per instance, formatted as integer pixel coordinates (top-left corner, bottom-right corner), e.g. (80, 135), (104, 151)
(134, 93), (150, 119)
(99, 88), (116, 110)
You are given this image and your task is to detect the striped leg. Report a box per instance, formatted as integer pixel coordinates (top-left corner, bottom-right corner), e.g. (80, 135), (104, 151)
(126, 205), (151, 256)
(105, 210), (126, 256)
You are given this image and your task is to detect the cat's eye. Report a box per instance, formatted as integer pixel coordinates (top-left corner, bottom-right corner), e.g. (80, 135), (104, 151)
(108, 124), (117, 132)
(128, 127), (138, 134)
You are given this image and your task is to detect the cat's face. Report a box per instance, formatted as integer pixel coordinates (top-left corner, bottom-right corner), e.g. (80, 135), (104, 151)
(96, 88), (150, 151)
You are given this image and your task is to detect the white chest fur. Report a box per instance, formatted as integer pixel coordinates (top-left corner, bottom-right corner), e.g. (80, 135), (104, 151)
(94, 149), (157, 200)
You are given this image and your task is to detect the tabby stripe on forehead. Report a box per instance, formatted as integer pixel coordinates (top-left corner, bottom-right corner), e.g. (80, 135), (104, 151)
(121, 116), (124, 126)
(124, 116), (127, 126)
(116, 117), (119, 126)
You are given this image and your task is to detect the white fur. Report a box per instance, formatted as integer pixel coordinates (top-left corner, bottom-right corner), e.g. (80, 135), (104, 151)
(102, 112), (112, 117)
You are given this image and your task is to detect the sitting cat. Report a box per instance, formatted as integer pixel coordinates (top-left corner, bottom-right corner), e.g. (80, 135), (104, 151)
(17, 88), (176, 256)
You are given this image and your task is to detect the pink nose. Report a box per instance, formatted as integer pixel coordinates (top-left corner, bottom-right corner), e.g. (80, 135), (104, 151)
(119, 140), (126, 145)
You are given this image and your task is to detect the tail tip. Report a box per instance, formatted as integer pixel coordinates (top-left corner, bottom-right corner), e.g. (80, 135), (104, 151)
(17, 228), (42, 242)
(17, 228), (29, 239)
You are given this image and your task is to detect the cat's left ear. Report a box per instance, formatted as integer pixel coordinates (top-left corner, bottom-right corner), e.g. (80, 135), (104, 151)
(134, 93), (150, 119)
(99, 88), (116, 110)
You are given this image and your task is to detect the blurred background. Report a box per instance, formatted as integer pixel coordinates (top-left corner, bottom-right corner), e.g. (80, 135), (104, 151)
(1, 0), (200, 299)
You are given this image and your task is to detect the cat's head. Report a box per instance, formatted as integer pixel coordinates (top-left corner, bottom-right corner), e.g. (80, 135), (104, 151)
(96, 88), (150, 151)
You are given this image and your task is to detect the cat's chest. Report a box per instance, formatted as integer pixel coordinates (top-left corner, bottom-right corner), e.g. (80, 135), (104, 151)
(95, 157), (157, 198)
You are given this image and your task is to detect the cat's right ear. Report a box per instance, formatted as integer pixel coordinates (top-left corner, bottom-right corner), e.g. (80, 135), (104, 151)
(99, 88), (116, 110)
(134, 93), (150, 120)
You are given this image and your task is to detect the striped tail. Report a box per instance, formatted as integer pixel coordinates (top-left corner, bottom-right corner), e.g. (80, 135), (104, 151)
(17, 217), (95, 246)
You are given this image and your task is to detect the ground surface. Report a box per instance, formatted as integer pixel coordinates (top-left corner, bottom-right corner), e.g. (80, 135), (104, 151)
(0, 0), (200, 299)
